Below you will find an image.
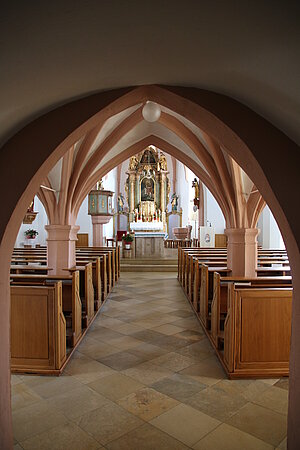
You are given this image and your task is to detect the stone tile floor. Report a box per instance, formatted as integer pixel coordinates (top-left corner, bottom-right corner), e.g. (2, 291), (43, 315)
(12, 273), (288, 449)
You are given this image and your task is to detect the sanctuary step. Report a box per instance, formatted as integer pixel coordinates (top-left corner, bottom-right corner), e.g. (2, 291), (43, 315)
(120, 258), (178, 272)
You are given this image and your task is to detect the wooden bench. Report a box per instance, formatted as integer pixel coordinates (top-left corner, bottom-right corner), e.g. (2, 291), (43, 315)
(210, 273), (292, 351)
(10, 263), (94, 328)
(223, 285), (292, 378)
(10, 271), (83, 347)
(11, 282), (67, 375)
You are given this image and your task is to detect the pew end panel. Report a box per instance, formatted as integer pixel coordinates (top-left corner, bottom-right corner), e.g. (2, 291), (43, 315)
(11, 282), (67, 375)
(224, 287), (292, 378)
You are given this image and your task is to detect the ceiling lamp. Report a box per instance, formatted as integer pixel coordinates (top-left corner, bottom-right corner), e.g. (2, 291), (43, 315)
(142, 101), (161, 122)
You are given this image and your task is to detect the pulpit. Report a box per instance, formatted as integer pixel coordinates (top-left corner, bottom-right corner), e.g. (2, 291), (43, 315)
(88, 188), (114, 246)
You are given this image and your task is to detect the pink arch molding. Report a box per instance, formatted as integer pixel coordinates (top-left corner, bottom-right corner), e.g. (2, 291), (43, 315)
(0, 85), (299, 449)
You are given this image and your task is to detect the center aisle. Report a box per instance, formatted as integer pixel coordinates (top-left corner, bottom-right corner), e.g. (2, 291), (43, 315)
(12, 273), (287, 449)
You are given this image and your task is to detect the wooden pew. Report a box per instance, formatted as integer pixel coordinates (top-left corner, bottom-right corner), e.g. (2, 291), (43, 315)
(10, 263), (94, 329)
(210, 273), (292, 350)
(11, 282), (67, 374)
(10, 265), (51, 274)
(62, 263), (94, 327)
(76, 255), (107, 300)
(77, 246), (118, 283)
(10, 271), (83, 347)
(223, 284), (292, 378)
(77, 251), (112, 291)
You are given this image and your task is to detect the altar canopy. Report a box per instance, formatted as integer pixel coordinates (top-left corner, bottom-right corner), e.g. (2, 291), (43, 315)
(126, 147), (170, 232)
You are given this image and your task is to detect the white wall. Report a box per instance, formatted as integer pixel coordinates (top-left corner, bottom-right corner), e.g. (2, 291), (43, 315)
(205, 187), (225, 234)
(257, 205), (285, 249)
(175, 160), (225, 239)
(102, 167), (117, 239)
(76, 195), (93, 245)
(15, 196), (48, 247)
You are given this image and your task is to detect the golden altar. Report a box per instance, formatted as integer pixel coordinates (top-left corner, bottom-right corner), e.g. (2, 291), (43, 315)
(125, 146), (170, 232)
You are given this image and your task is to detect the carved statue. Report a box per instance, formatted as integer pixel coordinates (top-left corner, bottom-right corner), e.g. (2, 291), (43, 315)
(159, 152), (167, 171)
(96, 179), (104, 190)
(117, 193), (125, 212)
(125, 179), (129, 204)
(171, 192), (179, 212)
(192, 178), (200, 199)
(167, 178), (171, 200)
(129, 155), (138, 170)
(27, 199), (34, 212)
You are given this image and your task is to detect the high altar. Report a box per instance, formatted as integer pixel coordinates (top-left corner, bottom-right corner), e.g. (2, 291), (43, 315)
(125, 147), (170, 256)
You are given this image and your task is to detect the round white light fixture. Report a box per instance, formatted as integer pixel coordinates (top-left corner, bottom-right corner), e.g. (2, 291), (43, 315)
(142, 101), (161, 122)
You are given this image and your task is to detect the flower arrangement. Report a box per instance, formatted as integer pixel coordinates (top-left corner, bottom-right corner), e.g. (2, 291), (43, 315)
(24, 229), (39, 239)
(122, 233), (134, 243)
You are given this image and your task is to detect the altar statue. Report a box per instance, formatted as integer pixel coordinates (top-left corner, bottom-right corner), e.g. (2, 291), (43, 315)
(117, 193), (125, 212)
(27, 199), (34, 212)
(192, 178), (200, 199)
(171, 193), (179, 212)
(129, 155), (138, 170)
(159, 152), (167, 171)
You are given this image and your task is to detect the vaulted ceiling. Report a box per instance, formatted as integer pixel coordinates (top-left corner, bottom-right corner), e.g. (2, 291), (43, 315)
(37, 87), (265, 230)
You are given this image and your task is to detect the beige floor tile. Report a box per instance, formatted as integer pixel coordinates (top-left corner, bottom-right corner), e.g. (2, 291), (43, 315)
(64, 353), (116, 383)
(184, 383), (248, 421)
(20, 422), (101, 450)
(14, 444), (23, 450)
(123, 361), (174, 386)
(117, 387), (178, 421)
(151, 352), (197, 372)
(11, 375), (23, 386)
(97, 350), (147, 370)
(150, 403), (220, 446)
(45, 385), (109, 420)
(112, 322), (146, 335)
(88, 372), (145, 401)
(252, 385), (289, 414)
(127, 342), (168, 361)
(193, 423), (274, 450)
(19, 374), (83, 399)
(96, 316), (126, 329)
(11, 383), (42, 411)
(152, 324), (185, 335)
(211, 379), (271, 402)
(77, 340), (121, 359)
(151, 373), (206, 402)
(13, 401), (68, 442)
(179, 356), (226, 386)
(261, 378), (280, 386)
(277, 436), (287, 449)
(226, 402), (287, 447)
(106, 423), (189, 450)
(108, 335), (144, 350)
(76, 400), (144, 445)
(275, 378), (289, 391)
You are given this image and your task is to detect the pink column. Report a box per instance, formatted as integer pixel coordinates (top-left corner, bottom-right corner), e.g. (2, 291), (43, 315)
(91, 215), (112, 246)
(45, 225), (79, 275)
(225, 228), (259, 277)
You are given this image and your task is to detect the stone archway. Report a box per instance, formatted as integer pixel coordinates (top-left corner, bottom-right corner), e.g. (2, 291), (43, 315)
(0, 85), (299, 448)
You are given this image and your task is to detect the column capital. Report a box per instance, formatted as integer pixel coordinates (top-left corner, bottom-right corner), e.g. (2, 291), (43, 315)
(225, 227), (259, 277)
(45, 224), (80, 241)
(225, 227), (259, 244)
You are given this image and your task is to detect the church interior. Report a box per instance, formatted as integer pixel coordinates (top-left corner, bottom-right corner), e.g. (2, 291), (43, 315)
(1, 2), (300, 450)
